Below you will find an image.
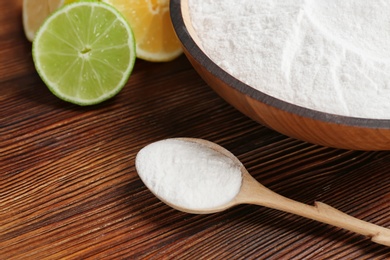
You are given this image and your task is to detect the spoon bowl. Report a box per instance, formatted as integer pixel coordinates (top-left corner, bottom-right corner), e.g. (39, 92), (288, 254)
(136, 138), (390, 247)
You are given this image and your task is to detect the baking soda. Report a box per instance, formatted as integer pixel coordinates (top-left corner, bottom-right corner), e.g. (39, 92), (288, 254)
(135, 139), (242, 210)
(188, 0), (390, 119)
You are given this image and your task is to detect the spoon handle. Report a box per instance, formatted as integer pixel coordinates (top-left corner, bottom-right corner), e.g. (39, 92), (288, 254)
(239, 173), (390, 247)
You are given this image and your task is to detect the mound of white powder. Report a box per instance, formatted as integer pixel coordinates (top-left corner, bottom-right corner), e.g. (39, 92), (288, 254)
(188, 0), (390, 119)
(135, 139), (242, 210)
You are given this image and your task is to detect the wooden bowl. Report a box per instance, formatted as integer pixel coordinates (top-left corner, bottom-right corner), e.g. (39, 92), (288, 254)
(170, 0), (390, 151)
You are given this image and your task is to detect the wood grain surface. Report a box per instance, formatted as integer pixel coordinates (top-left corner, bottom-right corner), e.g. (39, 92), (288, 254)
(2, 1), (390, 259)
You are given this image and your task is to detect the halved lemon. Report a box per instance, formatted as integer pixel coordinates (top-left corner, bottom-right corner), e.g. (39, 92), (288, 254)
(102, 0), (183, 62)
(23, 0), (78, 41)
(23, 0), (64, 41)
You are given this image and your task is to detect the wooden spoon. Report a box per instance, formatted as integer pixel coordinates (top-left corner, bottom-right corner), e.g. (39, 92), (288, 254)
(137, 138), (390, 247)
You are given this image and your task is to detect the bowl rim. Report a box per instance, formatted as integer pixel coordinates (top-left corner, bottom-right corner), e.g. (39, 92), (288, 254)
(170, 0), (390, 129)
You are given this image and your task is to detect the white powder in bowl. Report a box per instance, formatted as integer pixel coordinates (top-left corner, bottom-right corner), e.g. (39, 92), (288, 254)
(135, 139), (242, 210)
(188, 0), (390, 119)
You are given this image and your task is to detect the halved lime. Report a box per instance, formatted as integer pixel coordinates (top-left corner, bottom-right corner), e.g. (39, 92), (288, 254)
(32, 1), (136, 105)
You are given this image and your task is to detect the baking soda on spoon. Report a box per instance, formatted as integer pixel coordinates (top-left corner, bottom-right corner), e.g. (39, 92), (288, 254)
(188, 0), (390, 119)
(135, 138), (242, 210)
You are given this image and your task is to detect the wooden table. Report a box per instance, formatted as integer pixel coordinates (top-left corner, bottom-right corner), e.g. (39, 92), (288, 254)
(2, 2), (390, 259)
